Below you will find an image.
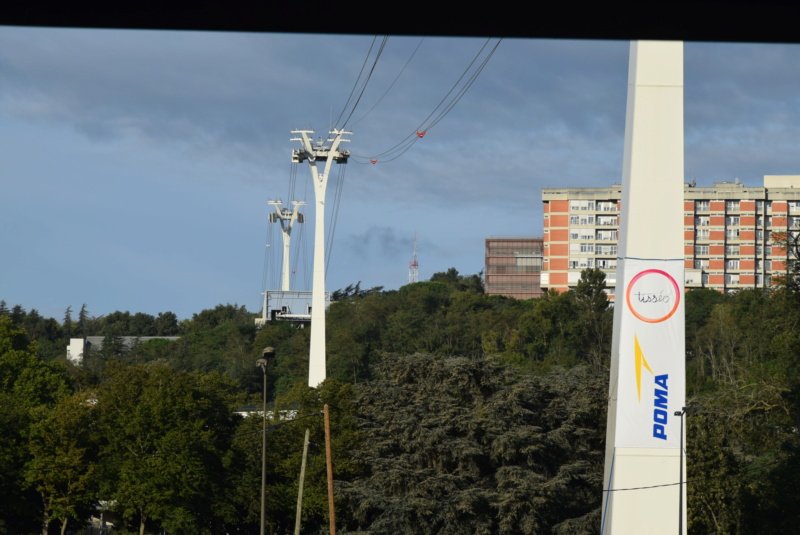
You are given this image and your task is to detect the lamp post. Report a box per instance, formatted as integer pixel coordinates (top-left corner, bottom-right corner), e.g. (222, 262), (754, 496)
(257, 347), (274, 535)
(674, 406), (689, 535)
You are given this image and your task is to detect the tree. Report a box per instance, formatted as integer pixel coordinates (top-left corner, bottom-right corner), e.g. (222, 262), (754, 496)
(224, 378), (359, 534)
(96, 363), (241, 535)
(771, 229), (800, 296)
(62, 306), (73, 340)
(76, 304), (90, 337)
(0, 317), (72, 534)
(25, 394), (98, 535)
(154, 311), (179, 335)
(430, 267), (485, 293)
(342, 354), (606, 534)
(574, 268), (612, 369)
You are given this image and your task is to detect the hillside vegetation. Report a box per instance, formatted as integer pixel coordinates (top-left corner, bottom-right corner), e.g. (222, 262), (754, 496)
(3, 266), (800, 534)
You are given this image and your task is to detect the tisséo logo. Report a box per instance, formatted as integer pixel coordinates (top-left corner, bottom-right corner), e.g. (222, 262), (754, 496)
(625, 269), (680, 324)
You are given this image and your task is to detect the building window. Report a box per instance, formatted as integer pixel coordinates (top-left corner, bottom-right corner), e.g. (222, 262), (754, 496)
(726, 216), (740, 226)
(756, 274), (763, 285)
(695, 216), (710, 226)
(757, 229), (764, 241)
(694, 259), (708, 269)
(766, 260), (772, 270)
(725, 245), (740, 255)
(597, 215), (617, 226)
(790, 216), (800, 228)
(597, 201), (617, 212)
(579, 216), (595, 225)
(766, 216), (773, 227)
(570, 200), (595, 211)
(702, 273), (709, 285)
(696, 200), (710, 211)
(766, 246), (772, 256)
(596, 245), (617, 256)
(580, 243), (594, 253)
(726, 229), (740, 240)
(726, 200), (740, 211)
(570, 232), (579, 240)
(570, 215), (579, 225)
(726, 260), (739, 270)
(789, 201), (800, 213)
(696, 228), (710, 240)
(725, 274), (739, 285)
(695, 245), (709, 255)
(596, 230), (617, 241)
(756, 259), (762, 270)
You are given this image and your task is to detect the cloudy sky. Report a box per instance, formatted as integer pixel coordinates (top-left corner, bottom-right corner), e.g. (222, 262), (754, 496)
(3, 28), (800, 320)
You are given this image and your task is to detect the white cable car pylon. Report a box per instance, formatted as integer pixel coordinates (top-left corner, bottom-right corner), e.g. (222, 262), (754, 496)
(291, 129), (351, 388)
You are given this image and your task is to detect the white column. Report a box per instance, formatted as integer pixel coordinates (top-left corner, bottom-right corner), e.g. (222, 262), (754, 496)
(601, 41), (686, 535)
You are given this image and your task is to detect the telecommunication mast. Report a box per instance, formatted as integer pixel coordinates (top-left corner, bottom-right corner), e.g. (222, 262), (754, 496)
(408, 232), (419, 283)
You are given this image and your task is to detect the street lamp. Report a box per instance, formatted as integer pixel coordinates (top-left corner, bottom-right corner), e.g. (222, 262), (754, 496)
(674, 406), (689, 535)
(257, 347), (274, 535)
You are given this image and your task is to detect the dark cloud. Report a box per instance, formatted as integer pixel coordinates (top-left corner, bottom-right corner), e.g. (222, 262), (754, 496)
(5, 28), (800, 317)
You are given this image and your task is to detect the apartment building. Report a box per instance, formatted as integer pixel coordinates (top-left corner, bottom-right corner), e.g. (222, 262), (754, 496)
(542, 175), (800, 298)
(484, 237), (544, 299)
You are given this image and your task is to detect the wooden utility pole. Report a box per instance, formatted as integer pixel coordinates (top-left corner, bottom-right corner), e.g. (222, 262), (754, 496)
(294, 428), (311, 535)
(324, 404), (336, 535)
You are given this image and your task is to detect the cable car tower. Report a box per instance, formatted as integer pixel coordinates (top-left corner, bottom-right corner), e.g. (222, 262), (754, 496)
(256, 199), (316, 327)
(269, 200), (306, 291)
(291, 129), (351, 387)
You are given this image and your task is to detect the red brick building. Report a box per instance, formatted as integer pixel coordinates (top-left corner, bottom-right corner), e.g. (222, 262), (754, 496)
(542, 176), (800, 299)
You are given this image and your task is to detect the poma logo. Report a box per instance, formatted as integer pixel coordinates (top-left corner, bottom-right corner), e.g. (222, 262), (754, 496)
(634, 335), (669, 440)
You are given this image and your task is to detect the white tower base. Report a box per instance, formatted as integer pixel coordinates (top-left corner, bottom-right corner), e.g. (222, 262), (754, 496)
(601, 41), (686, 535)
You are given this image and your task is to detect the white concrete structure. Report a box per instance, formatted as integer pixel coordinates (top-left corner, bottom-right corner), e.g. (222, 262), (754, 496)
(291, 129), (350, 387)
(67, 338), (85, 365)
(602, 42), (687, 535)
(269, 199), (306, 291)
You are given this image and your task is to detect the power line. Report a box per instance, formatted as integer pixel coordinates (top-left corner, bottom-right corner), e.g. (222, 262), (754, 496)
(333, 36), (389, 131)
(351, 37), (502, 165)
(348, 37), (426, 128)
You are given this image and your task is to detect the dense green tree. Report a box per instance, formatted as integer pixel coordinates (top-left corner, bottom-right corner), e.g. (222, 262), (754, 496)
(25, 393), (98, 535)
(76, 304), (90, 337)
(574, 268), (612, 369)
(223, 378), (358, 534)
(186, 303), (254, 333)
(62, 306), (73, 340)
(342, 353), (605, 535)
(0, 317), (72, 534)
(430, 267), (485, 293)
(96, 363), (241, 535)
(154, 311), (179, 335)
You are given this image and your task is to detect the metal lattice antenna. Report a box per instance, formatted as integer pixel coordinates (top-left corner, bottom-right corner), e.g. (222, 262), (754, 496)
(409, 232), (419, 284)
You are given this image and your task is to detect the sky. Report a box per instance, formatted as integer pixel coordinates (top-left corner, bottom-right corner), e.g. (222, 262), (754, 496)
(3, 28), (800, 320)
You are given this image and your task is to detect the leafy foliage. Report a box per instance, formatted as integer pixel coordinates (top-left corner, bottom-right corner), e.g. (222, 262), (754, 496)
(343, 354), (606, 535)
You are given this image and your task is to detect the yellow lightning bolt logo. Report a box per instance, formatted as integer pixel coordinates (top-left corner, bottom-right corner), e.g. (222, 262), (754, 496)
(634, 334), (654, 401)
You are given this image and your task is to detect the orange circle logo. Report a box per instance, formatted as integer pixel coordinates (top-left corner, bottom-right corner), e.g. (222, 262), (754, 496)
(625, 269), (680, 323)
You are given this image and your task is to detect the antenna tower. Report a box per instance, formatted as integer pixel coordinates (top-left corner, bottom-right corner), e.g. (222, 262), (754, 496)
(408, 232), (419, 283)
